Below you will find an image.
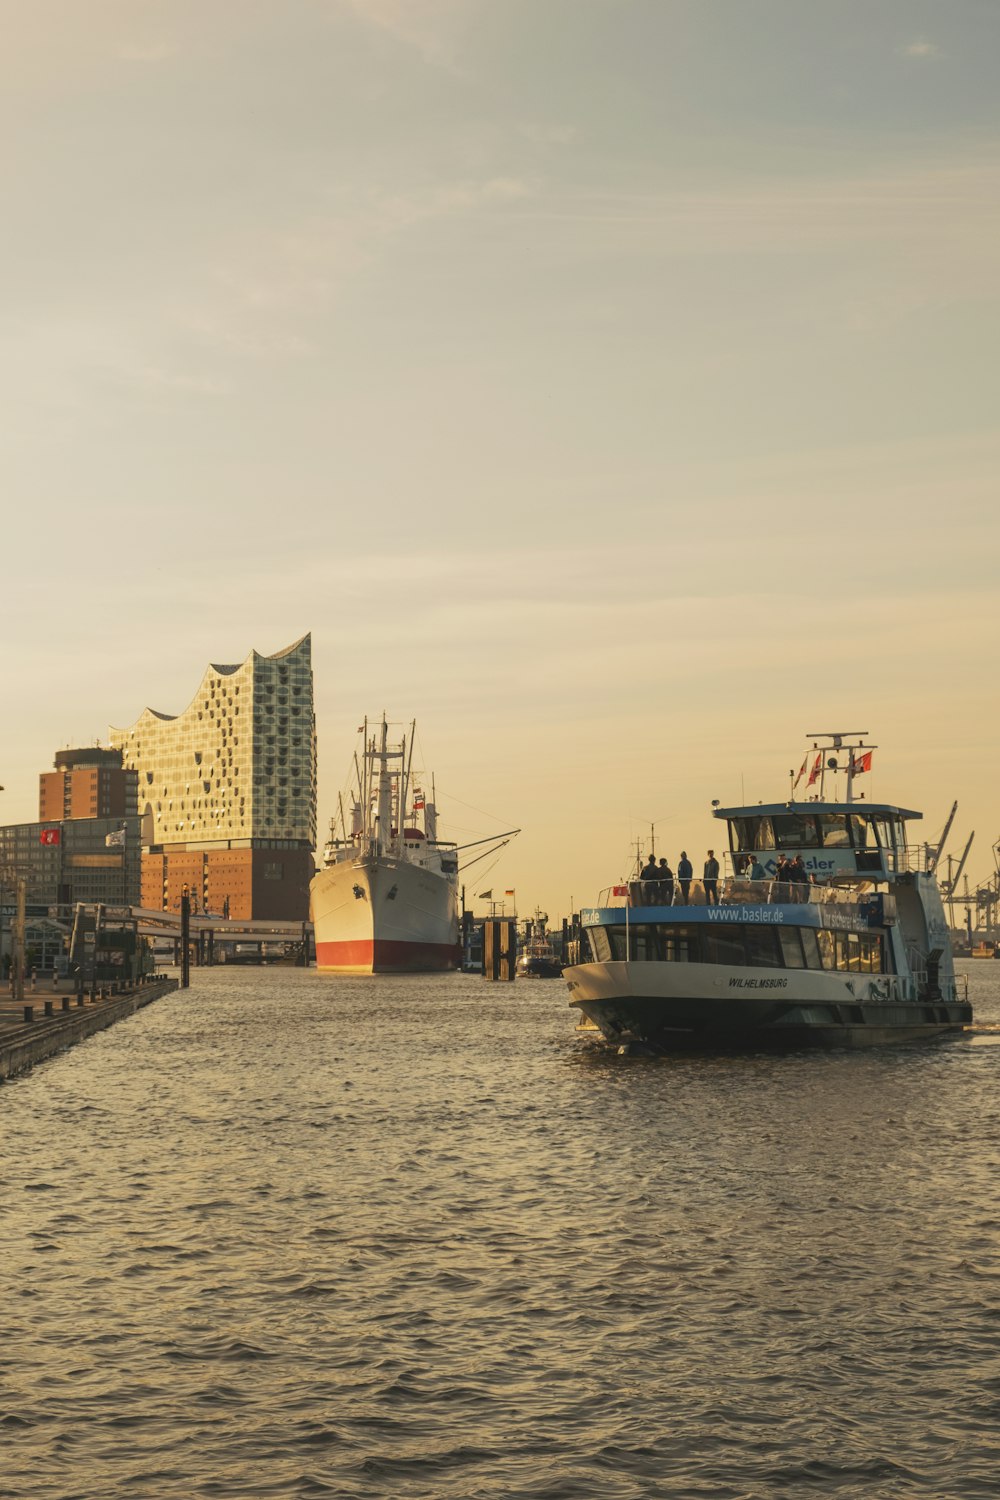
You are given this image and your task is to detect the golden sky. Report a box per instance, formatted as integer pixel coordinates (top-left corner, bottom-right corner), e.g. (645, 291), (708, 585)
(1, 1), (997, 915)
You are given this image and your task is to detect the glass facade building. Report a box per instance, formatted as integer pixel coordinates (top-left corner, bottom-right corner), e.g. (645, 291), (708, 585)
(110, 635), (317, 920)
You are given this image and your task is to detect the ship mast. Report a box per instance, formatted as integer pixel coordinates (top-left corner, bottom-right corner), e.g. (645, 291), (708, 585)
(376, 717), (393, 856)
(804, 730), (874, 802)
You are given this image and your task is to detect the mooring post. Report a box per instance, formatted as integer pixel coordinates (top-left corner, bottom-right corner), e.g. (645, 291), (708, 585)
(180, 888), (191, 989)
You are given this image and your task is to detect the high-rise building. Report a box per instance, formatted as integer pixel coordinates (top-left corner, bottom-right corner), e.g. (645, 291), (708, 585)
(110, 634), (317, 920)
(39, 746), (138, 823)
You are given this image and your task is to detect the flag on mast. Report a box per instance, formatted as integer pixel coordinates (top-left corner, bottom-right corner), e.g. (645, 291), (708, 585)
(851, 750), (873, 775)
(806, 753), (822, 788)
(792, 754), (808, 790)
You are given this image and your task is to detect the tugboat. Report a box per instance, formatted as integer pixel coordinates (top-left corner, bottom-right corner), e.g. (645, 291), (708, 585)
(564, 733), (972, 1050)
(517, 909), (563, 978)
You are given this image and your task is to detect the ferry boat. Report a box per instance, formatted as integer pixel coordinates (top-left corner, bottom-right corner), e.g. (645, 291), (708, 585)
(517, 910), (563, 979)
(564, 733), (972, 1050)
(310, 718), (517, 975)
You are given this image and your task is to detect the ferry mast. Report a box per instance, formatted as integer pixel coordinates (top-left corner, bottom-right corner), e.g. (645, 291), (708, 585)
(802, 731), (877, 802)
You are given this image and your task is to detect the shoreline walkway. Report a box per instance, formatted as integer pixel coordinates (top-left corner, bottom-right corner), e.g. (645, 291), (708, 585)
(0, 973), (179, 1082)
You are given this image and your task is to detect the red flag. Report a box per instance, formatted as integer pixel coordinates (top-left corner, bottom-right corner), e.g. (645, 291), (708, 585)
(792, 755), (808, 790)
(851, 750), (873, 775)
(39, 828), (61, 846)
(612, 885), (629, 897)
(806, 753), (822, 787)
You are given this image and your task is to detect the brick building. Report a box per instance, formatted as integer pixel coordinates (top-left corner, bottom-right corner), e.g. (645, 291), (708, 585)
(39, 746), (138, 824)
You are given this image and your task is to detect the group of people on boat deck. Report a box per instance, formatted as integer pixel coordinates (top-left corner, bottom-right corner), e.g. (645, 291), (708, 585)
(634, 849), (816, 905)
(637, 850), (720, 906)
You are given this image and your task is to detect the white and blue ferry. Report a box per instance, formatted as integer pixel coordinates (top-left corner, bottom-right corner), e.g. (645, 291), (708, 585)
(565, 734), (971, 1050)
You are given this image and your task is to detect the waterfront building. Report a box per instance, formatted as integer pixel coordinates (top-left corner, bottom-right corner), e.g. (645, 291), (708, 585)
(39, 746), (138, 824)
(0, 814), (142, 910)
(110, 635), (317, 920)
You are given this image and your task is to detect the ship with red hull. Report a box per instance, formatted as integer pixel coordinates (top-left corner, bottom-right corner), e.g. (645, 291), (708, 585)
(309, 717), (462, 975)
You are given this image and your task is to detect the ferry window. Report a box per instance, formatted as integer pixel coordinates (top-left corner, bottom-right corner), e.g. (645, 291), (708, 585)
(663, 929), (692, 963)
(609, 927), (630, 961)
(778, 927), (806, 968)
(745, 927), (782, 967)
(839, 933), (862, 971)
(816, 929), (835, 969)
(849, 816), (872, 848)
(629, 926), (661, 962)
(589, 927), (613, 963)
(799, 929), (822, 970)
(732, 817), (774, 851)
(859, 935), (882, 973)
(772, 813), (819, 848)
(871, 815), (895, 849)
(818, 815), (851, 848)
(703, 926), (746, 966)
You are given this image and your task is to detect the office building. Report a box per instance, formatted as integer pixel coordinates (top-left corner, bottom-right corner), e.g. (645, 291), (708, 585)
(39, 745), (138, 823)
(0, 814), (141, 910)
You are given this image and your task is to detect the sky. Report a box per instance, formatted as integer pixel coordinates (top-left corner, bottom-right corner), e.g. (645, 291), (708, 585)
(1, 0), (998, 919)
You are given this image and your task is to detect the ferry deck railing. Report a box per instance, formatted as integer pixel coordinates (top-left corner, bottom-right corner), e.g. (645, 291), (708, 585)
(598, 878), (861, 909)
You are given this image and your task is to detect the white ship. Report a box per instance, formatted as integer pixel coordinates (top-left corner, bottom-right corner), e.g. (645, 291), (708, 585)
(565, 732), (973, 1050)
(310, 718), (459, 973)
(310, 718), (518, 975)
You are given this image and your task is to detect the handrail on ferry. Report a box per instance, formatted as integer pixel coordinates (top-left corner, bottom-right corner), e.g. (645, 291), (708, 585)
(602, 877), (865, 910)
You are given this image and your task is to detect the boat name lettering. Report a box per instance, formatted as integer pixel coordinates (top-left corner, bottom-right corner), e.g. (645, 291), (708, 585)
(758, 856), (837, 875)
(728, 977), (788, 990)
(707, 905), (783, 924)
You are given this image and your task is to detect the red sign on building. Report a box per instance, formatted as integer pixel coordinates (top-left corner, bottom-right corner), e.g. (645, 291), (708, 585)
(39, 828), (61, 846)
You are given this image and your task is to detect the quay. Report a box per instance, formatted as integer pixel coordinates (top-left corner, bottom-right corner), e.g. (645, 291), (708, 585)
(0, 973), (178, 1083)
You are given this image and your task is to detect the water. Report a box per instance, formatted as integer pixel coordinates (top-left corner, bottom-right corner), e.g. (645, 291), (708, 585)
(2, 965), (999, 1499)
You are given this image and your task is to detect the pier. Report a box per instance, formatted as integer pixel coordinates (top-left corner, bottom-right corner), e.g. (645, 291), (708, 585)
(0, 973), (178, 1082)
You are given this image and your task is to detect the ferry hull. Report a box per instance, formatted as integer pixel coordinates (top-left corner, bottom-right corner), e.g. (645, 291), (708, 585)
(310, 858), (460, 975)
(565, 962), (971, 1051)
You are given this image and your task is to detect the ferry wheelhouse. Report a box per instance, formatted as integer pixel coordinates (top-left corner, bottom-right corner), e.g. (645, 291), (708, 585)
(565, 734), (971, 1050)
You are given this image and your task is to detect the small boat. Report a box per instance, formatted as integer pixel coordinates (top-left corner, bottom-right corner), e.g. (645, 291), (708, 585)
(517, 909), (563, 978)
(564, 733), (972, 1050)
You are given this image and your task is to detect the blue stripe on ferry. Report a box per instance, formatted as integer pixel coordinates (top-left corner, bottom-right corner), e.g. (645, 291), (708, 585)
(580, 904), (870, 931)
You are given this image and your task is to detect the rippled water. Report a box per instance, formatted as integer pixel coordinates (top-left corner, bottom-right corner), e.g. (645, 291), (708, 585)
(2, 965), (1000, 1498)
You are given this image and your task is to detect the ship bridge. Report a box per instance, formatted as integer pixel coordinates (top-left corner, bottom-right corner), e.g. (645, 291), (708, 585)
(714, 802), (926, 882)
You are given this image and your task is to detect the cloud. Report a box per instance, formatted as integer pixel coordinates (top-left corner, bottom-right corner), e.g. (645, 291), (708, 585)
(900, 37), (941, 59)
(341, 0), (470, 69)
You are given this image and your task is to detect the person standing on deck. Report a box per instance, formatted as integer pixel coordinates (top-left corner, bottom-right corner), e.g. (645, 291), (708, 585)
(703, 850), (720, 906)
(677, 851), (693, 904)
(790, 854), (810, 902)
(657, 858), (674, 905)
(639, 854), (659, 906)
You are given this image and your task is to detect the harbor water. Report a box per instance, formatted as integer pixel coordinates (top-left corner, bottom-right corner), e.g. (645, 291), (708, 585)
(2, 965), (1000, 1499)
